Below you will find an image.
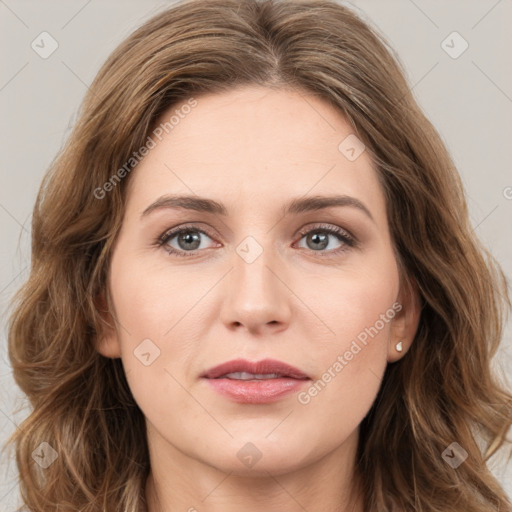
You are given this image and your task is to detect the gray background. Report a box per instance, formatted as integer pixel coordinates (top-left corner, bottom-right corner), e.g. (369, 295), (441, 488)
(1, 0), (511, 509)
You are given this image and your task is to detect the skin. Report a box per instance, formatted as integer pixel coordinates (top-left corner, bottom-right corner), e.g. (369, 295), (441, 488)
(95, 85), (420, 512)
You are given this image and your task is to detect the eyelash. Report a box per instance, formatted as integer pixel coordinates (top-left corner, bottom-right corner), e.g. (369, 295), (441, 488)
(156, 223), (357, 258)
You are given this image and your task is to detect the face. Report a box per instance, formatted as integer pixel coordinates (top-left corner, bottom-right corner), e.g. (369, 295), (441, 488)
(96, 85), (419, 478)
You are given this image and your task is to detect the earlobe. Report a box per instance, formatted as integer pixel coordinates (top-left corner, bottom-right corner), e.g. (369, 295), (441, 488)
(95, 331), (122, 359)
(387, 277), (421, 363)
(93, 291), (122, 359)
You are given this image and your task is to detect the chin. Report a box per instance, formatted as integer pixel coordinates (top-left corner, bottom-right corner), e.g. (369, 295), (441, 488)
(202, 440), (313, 477)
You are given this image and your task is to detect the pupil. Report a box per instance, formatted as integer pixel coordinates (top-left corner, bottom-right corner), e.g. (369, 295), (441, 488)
(309, 232), (328, 250)
(180, 231), (200, 250)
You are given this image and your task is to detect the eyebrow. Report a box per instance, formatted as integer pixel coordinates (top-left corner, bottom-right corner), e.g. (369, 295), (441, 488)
(141, 194), (374, 222)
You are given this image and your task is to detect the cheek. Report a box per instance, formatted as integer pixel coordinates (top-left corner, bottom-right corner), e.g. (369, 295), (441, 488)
(107, 252), (174, 386)
(110, 246), (197, 345)
(295, 252), (398, 427)
(295, 343), (385, 460)
(295, 296), (395, 446)
(108, 248), (213, 417)
(296, 246), (399, 347)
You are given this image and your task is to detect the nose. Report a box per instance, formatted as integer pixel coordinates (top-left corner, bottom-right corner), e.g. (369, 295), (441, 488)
(218, 242), (292, 335)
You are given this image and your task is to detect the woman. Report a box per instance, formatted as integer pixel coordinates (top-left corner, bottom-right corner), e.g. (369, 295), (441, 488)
(5, 0), (511, 510)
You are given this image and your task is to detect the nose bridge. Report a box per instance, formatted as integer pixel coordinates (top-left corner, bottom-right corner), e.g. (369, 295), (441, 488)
(232, 231), (281, 298)
(219, 229), (291, 330)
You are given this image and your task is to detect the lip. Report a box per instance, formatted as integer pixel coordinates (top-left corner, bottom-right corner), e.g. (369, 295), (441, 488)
(201, 358), (311, 404)
(201, 358), (310, 380)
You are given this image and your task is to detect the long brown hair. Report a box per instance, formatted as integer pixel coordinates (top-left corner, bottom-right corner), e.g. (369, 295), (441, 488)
(4, 0), (511, 510)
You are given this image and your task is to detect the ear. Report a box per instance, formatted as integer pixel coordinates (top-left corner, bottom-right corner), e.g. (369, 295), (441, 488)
(93, 290), (122, 359)
(387, 275), (421, 363)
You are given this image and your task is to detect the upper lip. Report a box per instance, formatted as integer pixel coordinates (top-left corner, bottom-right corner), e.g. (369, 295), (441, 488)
(201, 358), (310, 380)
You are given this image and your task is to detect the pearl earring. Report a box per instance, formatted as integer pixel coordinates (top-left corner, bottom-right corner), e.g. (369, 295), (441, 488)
(395, 341), (403, 352)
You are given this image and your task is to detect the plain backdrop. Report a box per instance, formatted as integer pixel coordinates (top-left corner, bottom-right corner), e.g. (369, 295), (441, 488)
(1, 0), (511, 509)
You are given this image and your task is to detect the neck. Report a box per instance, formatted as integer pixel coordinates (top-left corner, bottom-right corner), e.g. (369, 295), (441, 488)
(144, 428), (364, 512)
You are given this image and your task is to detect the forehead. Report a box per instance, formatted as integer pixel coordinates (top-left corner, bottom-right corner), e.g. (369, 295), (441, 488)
(124, 85), (385, 221)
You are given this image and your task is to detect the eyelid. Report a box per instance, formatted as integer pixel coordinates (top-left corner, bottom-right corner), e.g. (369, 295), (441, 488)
(157, 223), (217, 246)
(156, 221), (358, 257)
(296, 223), (355, 244)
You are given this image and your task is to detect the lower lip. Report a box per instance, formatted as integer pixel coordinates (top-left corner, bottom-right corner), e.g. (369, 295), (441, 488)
(203, 377), (310, 404)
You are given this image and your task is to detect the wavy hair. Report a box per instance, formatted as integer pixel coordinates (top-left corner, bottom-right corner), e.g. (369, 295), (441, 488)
(4, 0), (512, 510)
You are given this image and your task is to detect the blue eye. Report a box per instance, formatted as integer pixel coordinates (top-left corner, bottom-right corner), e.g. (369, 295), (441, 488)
(157, 223), (356, 258)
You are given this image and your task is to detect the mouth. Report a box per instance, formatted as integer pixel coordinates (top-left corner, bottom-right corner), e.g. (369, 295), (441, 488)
(201, 358), (311, 404)
(201, 358), (310, 380)
(215, 371), (302, 380)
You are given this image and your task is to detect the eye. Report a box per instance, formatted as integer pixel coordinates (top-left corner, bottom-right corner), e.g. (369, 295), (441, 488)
(294, 223), (356, 256)
(157, 225), (218, 258)
(156, 223), (357, 258)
